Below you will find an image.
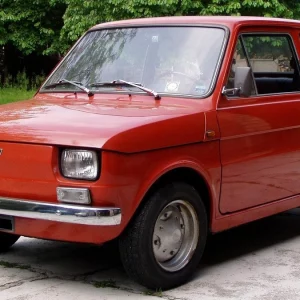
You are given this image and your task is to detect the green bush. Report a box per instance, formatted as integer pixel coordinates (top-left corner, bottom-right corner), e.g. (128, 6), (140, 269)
(2, 70), (45, 90)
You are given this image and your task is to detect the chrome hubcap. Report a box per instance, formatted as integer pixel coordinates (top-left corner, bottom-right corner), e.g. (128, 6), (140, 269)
(152, 200), (199, 272)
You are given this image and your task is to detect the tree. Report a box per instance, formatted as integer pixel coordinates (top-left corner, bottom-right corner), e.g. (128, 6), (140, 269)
(0, 0), (66, 55)
(0, 0), (66, 86)
(201, 0), (300, 19)
(60, 0), (203, 52)
(1, 0), (300, 57)
(60, 0), (300, 52)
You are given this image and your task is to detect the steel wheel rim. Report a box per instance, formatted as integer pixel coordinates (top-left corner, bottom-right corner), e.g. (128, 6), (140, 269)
(152, 199), (199, 272)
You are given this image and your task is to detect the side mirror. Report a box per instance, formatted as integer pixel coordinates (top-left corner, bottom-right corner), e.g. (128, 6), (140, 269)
(234, 67), (252, 97)
(222, 66), (252, 98)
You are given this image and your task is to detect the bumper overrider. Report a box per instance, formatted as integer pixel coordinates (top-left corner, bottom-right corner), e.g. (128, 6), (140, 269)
(0, 197), (121, 226)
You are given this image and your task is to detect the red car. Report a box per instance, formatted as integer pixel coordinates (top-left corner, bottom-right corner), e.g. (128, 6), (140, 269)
(1, 16), (300, 290)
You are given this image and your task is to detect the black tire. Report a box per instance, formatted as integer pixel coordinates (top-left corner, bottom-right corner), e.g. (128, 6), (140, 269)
(0, 232), (20, 253)
(119, 182), (208, 290)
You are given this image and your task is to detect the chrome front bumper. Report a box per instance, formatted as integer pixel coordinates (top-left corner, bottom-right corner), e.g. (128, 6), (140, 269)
(0, 197), (121, 226)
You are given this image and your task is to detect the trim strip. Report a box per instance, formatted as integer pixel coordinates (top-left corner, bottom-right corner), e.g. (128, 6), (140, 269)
(0, 197), (121, 226)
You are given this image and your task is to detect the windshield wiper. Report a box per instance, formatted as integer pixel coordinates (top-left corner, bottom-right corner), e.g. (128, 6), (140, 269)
(44, 79), (94, 96)
(90, 79), (161, 100)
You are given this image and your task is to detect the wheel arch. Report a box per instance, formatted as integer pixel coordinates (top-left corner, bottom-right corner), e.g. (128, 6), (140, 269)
(135, 167), (214, 231)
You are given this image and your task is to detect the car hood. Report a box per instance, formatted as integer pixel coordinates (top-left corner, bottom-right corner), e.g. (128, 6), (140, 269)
(0, 93), (208, 152)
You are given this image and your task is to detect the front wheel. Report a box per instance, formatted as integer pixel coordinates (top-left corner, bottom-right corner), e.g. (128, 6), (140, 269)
(0, 232), (20, 252)
(119, 182), (207, 290)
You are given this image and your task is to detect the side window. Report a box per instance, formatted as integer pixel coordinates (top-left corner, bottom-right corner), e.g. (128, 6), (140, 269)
(226, 34), (300, 97)
(244, 36), (294, 73)
(243, 34), (299, 95)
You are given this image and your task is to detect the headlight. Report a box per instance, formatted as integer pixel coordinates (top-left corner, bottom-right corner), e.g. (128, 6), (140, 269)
(61, 149), (99, 180)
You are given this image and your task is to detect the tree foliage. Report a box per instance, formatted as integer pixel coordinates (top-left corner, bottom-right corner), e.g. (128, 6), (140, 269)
(59, 0), (203, 52)
(61, 0), (300, 52)
(201, 0), (300, 18)
(0, 0), (66, 55)
(1, 0), (300, 56)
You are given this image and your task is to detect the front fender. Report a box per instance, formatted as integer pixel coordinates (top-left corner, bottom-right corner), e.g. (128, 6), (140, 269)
(102, 112), (206, 153)
(100, 141), (221, 234)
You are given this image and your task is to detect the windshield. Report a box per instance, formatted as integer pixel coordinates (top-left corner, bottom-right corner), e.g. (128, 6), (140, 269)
(41, 26), (226, 97)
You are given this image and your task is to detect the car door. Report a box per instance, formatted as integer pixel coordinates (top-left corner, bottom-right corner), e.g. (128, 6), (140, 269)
(217, 29), (300, 213)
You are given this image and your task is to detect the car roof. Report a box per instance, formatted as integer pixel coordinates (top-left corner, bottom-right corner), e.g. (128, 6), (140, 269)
(90, 16), (300, 31)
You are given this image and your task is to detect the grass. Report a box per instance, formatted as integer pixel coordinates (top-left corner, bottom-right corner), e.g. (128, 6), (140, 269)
(0, 260), (31, 270)
(143, 289), (163, 297)
(0, 87), (36, 104)
(93, 279), (119, 289)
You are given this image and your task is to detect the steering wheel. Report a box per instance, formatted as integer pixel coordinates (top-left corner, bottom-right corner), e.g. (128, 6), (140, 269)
(155, 70), (205, 94)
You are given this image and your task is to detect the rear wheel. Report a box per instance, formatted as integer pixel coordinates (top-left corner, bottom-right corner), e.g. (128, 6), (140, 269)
(119, 182), (207, 290)
(0, 233), (20, 252)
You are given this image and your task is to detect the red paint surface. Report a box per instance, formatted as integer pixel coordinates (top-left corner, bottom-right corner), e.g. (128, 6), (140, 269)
(2, 17), (300, 243)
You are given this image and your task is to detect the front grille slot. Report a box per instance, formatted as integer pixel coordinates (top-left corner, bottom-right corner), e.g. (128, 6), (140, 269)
(0, 215), (13, 232)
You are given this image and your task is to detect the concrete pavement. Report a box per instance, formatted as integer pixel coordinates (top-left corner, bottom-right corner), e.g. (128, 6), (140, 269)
(1, 209), (300, 299)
